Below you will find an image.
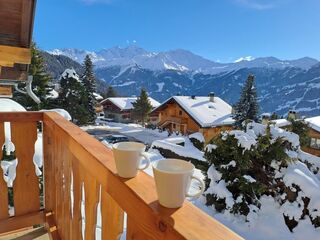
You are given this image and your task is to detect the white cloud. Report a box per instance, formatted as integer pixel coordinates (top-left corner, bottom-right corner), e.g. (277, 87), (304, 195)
(234, 0), (282, 10)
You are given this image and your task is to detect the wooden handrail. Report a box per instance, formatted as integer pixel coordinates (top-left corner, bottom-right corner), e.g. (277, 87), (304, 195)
(43, 112), (243, 240)
(0, 111), (43, 122)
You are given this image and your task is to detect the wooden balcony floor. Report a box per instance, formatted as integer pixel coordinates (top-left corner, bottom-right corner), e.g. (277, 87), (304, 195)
(0, 227), (49, 240)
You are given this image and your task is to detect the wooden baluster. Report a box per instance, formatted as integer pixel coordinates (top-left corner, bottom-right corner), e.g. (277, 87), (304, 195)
(62, 150), (72, 239)
(60, 143), (67, 239)
(43, 124), (61, 239)
(71, 155), (83, 240)
(0, 122), (8, 220)
(83, 171), (99, 240)
(43, 124), (55, 212)
(11, 121), (39, 216)
(54, 133), (64, 237)
(101, 191), (124, 240)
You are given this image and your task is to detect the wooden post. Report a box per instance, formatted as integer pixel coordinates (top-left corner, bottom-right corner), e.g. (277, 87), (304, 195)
(11, 121), (39, 216)
(0, 122), (8, 220)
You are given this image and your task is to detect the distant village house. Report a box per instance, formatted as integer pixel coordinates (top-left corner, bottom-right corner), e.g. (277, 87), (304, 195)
(268, 112), (320, 157)
(100, 97), (160, 123)
(151, 93), (234, 142)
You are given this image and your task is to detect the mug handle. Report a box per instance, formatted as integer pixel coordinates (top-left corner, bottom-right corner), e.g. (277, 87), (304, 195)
(138, 152), (150, 171)
(186, 175), (205, 198)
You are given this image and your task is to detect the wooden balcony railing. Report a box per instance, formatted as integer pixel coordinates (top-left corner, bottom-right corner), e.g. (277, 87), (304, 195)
(159, 117), (188, 128)
(0, 111), (243, 240)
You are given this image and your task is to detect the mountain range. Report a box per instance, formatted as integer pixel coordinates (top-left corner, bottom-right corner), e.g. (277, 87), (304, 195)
(48, 46), (319, 74)
(44, 46), (320, 117)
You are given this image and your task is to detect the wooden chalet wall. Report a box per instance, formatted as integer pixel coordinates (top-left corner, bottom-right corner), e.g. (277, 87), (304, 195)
(158, 102), (200, 133)
(303, 128), (320, 156)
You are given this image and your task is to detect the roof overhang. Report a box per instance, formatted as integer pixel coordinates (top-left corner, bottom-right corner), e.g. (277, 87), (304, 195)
(0, 0), (36, 83)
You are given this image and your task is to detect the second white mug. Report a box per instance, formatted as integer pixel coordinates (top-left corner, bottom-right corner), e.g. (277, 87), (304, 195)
(112, 142), (150, 178)
(152, 159), (205, 208)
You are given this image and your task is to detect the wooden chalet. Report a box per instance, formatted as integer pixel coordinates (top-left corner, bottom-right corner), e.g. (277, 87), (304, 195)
(271, 114), (320, 157)
(152, 94), (234, 142)
(0, 1), (242, 239)
(100, 97), (160, 123)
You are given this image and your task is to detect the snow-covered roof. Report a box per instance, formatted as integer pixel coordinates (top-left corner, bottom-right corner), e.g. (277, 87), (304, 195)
(60, 68), (80, 81)
(261, 112), (271, 117)
(46, 89), (59, 99)
(305, 116), (320, 132)
(0, 99), (26, 112)
(270, 119), (291, 128)
(154, 96), (234, 127)
(93, 92), (103, 100)
(101, 97), (160, 110)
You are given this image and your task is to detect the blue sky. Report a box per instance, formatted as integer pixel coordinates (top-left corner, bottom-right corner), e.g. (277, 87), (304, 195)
(34, 0), (320, 62)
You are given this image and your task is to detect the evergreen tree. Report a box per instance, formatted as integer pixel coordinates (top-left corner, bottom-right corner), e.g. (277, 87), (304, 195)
(58, 69), (89, 125)
(81, 55), (97, 124)
(289, 120), (310, 147)
(1, 145), (15, 161)
(233, 74), (259, 128)
(270, 112), (279, 120)
(104, 86), (117, 98)
(14, 42), (52, 110)
(132, 89), (153, 126)
(204, 122), (320, 230)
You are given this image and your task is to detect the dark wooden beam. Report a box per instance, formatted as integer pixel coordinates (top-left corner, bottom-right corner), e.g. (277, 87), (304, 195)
(0, 85), (13, 96)
(0, 64), (28, 81)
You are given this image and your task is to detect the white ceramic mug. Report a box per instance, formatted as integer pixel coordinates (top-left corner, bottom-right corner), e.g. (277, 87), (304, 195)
(112, 142), (150, 178)
(152, 159), (205, 208)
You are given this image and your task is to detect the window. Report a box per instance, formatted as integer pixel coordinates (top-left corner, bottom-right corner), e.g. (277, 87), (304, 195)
(310, 138), (320, 149)
(179, 110), (182, 116)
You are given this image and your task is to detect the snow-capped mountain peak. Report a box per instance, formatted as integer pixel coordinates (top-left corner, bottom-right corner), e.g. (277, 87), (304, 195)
(234, 56), (255, 63)
(48, 48), (105, 63)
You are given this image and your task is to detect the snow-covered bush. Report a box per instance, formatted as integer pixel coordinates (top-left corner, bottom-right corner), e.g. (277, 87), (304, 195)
(189, 132), (205, 150)
(204, 122), (320, 231)
(151, 138), (208, 172)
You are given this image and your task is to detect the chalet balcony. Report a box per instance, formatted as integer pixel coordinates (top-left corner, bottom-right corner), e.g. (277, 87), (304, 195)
(159, 117), (188, 127)
(0, 111), (243, 240)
